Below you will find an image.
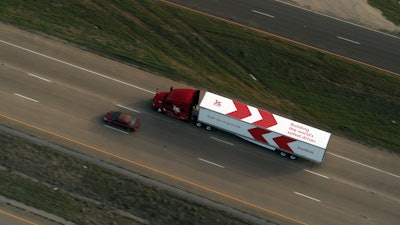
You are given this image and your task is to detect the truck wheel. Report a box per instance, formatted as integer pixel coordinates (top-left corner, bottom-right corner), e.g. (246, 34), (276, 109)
(195, 122), (202, 128)
(156, 108), (162, 113)
(205, 125), (212, 131)
(289, 154), (297, 160)
(279, 151), (287, 157)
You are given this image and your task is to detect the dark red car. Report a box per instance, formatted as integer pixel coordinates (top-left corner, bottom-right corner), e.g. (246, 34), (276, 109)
(103, 111), (140, 132)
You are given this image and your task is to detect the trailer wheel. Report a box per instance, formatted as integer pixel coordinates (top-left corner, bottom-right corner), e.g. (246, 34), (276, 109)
(289, 154), (297, 160)
(205, 125), (212, 131)
(279, 151), (287, 157)
(195, 122), (202, 128)
(156, 108), (162, 113)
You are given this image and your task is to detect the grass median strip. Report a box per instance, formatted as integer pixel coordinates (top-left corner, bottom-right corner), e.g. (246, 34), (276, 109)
(0, 129), (259, 225)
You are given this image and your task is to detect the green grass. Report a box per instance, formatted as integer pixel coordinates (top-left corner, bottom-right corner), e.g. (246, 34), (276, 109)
(0, 0), (399, 152)
(368, 0), (400, 26)
(0, 130), (255, 225)
(0, 172), (139, 225)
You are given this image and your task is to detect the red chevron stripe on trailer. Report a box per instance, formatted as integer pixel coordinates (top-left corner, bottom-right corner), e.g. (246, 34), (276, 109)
(227, 101), (252, 119)
(227, 100), (278, 129)
(253, 109), (277, 128)
(248, 127), (271, 143)
(248, 127), (295, 153)
(273, 136), (296, 152)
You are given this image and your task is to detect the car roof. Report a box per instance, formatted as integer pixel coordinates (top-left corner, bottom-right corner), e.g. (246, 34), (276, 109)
(118, 113), (132, 124)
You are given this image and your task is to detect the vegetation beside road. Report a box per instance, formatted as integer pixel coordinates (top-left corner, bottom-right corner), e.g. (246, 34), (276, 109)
(0, 130), (255, 225)
(368, 0), (400, 26)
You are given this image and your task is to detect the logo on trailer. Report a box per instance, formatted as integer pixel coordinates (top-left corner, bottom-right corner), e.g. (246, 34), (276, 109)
(213, 99), (222, 107)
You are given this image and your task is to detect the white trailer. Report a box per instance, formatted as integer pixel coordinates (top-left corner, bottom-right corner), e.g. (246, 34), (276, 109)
(196, 92), (331, 164)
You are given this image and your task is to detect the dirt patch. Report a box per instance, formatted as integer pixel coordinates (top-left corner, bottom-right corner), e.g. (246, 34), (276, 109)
(284, 0), (400, 32)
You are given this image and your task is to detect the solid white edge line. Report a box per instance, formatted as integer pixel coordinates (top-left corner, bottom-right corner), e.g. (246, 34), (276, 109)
(14, 93), (39, 103)
(304, 169), (330, 179)
(251, 10), (275, 18)
(328, 152), (400, 179)
(103, 124), (130, 134)
(0, 39), (155, 94)
(210, 136), (234, 146)
(198, 158), (224, 168)
(294, 192), (321, 202)
(337, 36), (361, 45)
(27, 73), (52, 82)
(116, 104), (141, 113)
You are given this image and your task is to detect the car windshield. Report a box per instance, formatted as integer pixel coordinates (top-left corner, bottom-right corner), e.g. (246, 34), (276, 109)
(112, 112), (121, 121)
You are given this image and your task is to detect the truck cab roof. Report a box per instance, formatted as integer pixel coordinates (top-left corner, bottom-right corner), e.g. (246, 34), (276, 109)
(167, 89), (200, 104)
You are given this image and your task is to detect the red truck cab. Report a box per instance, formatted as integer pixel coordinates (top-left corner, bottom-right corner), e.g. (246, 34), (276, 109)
(152, 88), (200, 121)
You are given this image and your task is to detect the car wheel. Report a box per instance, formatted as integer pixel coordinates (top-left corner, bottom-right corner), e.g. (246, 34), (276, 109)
(289, 154), (297, 160)
(279, 151), (287, 157)
(195, 122), (202, 128)
(205, 125), (212, 131)
(156, 108), (162, 113)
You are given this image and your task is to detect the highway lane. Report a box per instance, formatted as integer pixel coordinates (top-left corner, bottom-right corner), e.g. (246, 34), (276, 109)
(165, 0), (400, 74)
(0, 201), (65, 225)
(1, 23), (399, 225)
(0, 208), (36, 225)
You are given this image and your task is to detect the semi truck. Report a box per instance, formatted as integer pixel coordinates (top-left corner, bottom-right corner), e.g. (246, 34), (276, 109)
(152, 88), (331, 164)
(152, 87), (200, 121)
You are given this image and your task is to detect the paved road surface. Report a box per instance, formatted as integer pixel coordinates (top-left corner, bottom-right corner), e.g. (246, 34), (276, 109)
(0, 22), (399, 225)
(166, 0), (400, 75)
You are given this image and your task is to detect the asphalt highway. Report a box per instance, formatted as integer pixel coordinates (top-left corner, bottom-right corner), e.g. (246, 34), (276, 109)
(0, 23), (399, 225)
(166, 0), (400, 75)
